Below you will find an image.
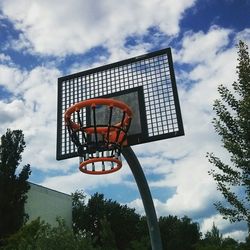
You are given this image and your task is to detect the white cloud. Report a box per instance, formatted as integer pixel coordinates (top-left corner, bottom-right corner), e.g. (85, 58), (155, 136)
(0, 63), (63, 170)
(0, 99), (25, 123)
(175, 26), (231, 64)
(1, 0), (196, 56)
(224, 230), (249, 243)
(0, 53), (11, 63)
(158, 158), (217, 212)
(68, 43), (152, 76)
(126, 151), (220, 218)
(0, 64), (27, 91)
(127, 198), (145, 215)
(235, 28), (250, 45)
(200, 214), (230, 234)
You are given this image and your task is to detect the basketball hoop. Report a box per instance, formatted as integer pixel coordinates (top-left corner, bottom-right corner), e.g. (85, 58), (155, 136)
(64, 98), (132, 175)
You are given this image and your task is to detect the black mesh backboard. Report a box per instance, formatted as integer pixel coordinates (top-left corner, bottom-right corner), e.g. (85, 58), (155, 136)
(57, 48), (184, 160)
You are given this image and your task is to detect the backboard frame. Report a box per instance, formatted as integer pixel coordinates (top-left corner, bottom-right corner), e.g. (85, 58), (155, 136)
(57, 48), (184, 160)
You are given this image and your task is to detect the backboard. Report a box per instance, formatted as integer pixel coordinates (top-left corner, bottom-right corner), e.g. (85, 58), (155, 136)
(57, 48), (184, 160)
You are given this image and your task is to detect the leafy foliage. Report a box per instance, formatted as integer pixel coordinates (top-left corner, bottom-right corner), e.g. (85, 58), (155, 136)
(1, 218), (95, 250)
(207, 41), (250, 227)
(72, 191), (142, 250)
(2, 189), (250, 249)
(196, 223), (248, 250)
(0, 129), (31, 243)
(159, 215), (200, 250)
(203, 223), (223, 247)
(72, 191), (203, 250)
(99, 216), (116, 250)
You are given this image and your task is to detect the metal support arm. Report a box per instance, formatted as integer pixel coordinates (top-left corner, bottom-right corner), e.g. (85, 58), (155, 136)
(122, 146), (163, 250)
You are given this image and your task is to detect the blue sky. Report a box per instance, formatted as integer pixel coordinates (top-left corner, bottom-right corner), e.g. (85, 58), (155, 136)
(1, 0), (250, 241)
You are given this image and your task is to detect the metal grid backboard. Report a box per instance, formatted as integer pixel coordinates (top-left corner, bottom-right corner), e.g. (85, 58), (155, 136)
(57, 48), (184, 160)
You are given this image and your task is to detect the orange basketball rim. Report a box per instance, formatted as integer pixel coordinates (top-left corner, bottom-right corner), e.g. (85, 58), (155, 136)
(64, 98), (133, 175)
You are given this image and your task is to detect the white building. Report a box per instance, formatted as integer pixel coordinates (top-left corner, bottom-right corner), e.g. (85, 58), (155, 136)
(25, 182), (72, 228)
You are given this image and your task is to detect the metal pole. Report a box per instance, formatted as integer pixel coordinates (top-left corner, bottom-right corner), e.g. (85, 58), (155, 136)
(122, 146), (163, 250)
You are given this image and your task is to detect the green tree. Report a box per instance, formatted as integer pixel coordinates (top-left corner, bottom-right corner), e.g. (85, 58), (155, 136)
(99, 216), (116, 250)
(207, 41), (250, 227)
(1, 218), (95, 250)
(203, 223), (222, 247)
(72, 191), (143, 250)
(0, 129), (31, 243)
(72, 190), (87, 235)
(159, 215), (200, 250)
(129, 216), (150, 250)
(221, 237), (238, 249)
(241, 233), (250, 249)
(129, 236), (150, 250)
(196, 224), (241, 250)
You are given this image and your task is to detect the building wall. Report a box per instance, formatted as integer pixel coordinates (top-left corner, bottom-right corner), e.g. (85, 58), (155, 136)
(25, 183), (72, 228)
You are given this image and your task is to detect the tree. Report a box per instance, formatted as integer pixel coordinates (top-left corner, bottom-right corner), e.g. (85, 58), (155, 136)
(72, 191), (204, 250)
(196, 224), (241, 250)
(159, 215), (200, 250)
(129, 216), (150, 250)
(0, 129), (31, 243)
(72, 190), (87, 235)
(72, 191), (143, 250)
(99, 216), (116, 250)
(2, 218), (95, 250)
(203, 223), (222, 247)
(207, 41), (250, 228)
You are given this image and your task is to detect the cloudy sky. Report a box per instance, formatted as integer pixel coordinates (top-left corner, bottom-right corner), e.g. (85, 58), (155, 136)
(1, 0), (250, 241)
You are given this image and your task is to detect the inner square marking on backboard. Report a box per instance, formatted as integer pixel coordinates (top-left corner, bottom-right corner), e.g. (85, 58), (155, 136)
(88, 87), (145, 136)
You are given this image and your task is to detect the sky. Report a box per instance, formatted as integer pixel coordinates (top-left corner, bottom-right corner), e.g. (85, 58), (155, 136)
(0, 0), (250, 242)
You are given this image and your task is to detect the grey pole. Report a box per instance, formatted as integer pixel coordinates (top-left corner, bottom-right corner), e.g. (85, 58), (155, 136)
(122, 146), (163, 250)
